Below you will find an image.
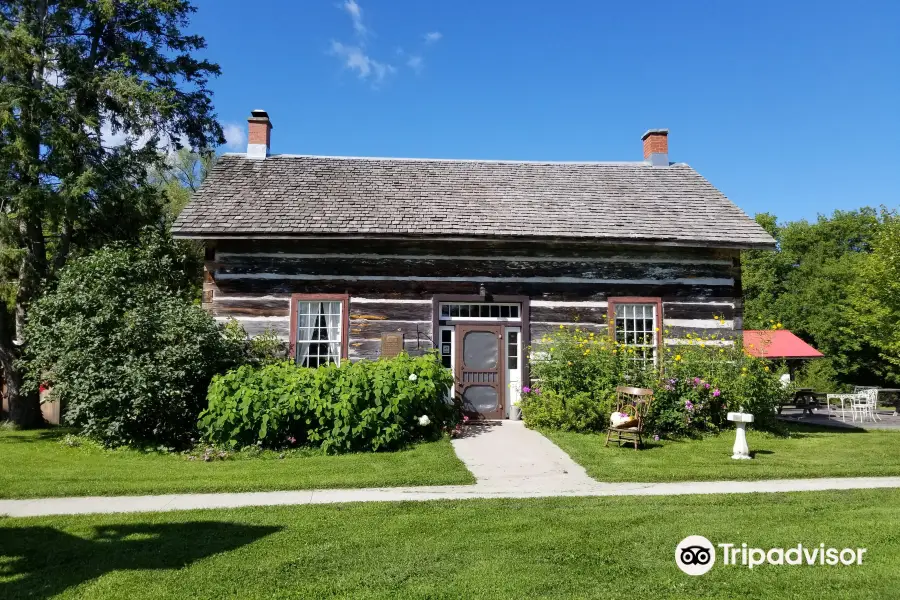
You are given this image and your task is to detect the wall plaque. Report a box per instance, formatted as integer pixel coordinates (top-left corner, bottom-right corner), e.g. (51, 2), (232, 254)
(380, 332), (404, 358)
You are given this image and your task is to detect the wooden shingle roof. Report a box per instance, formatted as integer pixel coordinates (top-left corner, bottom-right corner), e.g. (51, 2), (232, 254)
(172, 154), (775, 249)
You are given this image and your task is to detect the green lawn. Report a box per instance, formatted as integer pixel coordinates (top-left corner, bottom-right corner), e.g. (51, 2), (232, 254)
(2, 489), (898, 599)
(0, 429), (474, 499)
(545, 423), (900, 482)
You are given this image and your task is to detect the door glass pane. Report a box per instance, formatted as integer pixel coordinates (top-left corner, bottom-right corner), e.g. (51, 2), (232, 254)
(463, 331), (498, 369)
(464, 386), (498, 412)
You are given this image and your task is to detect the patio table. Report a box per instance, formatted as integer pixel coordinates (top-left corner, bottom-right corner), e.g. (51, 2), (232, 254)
(826, 394), (856, 422)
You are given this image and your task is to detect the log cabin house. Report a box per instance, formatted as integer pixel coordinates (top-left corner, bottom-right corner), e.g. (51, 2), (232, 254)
(172, 110), (775, 419)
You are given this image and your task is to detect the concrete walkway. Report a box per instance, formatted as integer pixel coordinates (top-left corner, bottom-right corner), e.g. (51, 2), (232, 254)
(3, 421), (900, 518)
(449, 421), (596, 491)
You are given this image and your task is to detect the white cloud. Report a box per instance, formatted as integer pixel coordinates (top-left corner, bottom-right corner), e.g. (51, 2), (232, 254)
(407, 55), (423, 73)
(99, 119), (190, 155)
(331, 41), (395, 84)
(222, 123), (246, 150)
(342, 0), (367, 37)
(424, 31), (442, 44)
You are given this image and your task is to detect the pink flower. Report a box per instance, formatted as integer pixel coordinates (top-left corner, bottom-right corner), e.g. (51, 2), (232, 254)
(704, 382), (710, 389)
(462, 415), (470, 423)
(653, 435), (660, 442)
(534, 389), (541, 395)
(712, 389), (721, 397)
(522, 386), (531, 394)
(287, 436), (297, 444)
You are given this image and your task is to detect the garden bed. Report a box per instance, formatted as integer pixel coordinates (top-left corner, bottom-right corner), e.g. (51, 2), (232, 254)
(0, 428), (474, 499)
(544, 422), (900, 482)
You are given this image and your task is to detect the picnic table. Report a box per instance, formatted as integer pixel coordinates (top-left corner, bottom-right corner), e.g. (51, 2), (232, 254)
(876, 388), (900, 416)
(777, 388), (825, 416)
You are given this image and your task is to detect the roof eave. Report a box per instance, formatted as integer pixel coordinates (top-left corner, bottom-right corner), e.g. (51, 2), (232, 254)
(170, 229), (777, 251)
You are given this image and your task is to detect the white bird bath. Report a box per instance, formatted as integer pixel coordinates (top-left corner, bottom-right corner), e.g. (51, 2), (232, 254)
(726, 411), (754, 460)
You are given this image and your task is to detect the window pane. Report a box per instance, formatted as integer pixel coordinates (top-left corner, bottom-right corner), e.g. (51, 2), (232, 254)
(459, 305), (470, 318)
(441, 305), (450, 318)
(509, 331), (518, 346)
(442, 355), (451, 368)
(442, 329), (451, 343)
(490, 305), (500, 318)
(463, 331), (499, 369)
(296, 300), (342, 367)
(500, 305), (510, 318)
(450, 305), (460, 317)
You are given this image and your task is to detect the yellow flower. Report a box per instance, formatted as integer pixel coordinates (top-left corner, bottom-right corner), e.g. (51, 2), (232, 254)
(719, 349), (724, 354)
(776, 323), (782, 329)
(674, 354), (682, 361)
(700, 342), (706, 347)
(764, 366), (770, 372)
(567, 361), (573, 366)
(655, 327), (660, 332)
(589, 332), (595, 338)
(741, 367), (748, 372)
(559, 324), (565, 329)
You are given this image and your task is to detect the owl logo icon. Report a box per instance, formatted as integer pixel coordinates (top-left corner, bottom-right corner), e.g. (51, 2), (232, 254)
(676, 536), (716, 575)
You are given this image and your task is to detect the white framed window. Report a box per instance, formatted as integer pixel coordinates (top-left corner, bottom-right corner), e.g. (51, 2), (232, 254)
(293, 296), (346, 368)
(439, 302), (521, 322)
(439, 326), (455, 370)
(610, 299), (660, 366)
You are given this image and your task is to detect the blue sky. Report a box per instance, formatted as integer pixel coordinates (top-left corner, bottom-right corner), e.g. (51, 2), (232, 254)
(191, 0), (899, 222)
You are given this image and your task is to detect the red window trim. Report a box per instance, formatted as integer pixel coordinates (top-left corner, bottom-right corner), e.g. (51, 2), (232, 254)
(288, 293), (350, 363)
(607, 297), (664, 348)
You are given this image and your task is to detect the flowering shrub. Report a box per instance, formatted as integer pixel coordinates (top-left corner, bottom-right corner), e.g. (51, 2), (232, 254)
(521, 326), (657, 431)
(523, 325), (788, 436)
(200, 352), (460, 453)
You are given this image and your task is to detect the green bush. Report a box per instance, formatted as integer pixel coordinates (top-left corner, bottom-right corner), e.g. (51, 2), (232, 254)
(24, 232), (245, 447)
(199, 352), (458, 453)
(522, 326), (788, 436)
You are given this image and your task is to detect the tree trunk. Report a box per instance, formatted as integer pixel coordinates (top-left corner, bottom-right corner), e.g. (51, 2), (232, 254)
(0, 309), (42, 428)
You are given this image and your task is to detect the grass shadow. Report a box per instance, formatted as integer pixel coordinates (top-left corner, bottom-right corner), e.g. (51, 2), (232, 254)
(0, 427), (73, 443)
(0, 521), (280, 599)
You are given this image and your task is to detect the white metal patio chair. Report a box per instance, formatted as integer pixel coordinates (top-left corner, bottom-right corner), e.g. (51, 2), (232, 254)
(853, 389), (881, 422)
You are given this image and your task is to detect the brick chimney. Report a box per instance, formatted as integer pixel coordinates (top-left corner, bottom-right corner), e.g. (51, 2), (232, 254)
(247, 109), (273, 159)
(642, 129), (669, 167)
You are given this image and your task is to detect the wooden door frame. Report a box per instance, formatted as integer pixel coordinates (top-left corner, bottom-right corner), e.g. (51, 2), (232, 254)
(431, 294), (531, 388)
(455, 323), (505, 420)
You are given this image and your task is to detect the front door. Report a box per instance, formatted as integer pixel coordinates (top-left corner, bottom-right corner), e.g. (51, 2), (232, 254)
(456, 324), (505, 419)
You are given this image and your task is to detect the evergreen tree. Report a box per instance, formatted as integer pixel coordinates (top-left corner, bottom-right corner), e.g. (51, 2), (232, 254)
(0, 0), (222, 426)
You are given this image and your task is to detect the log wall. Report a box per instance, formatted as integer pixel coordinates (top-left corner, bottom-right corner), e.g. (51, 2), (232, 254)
(204, 238), (743, 360)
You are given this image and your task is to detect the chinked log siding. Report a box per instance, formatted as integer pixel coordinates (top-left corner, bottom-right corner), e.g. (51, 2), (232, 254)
(211, 239), (740, 260)
(349, 319), (432, 340)
(349, 339), (428, 361)
(202, 239), (743, 359)
(212, 256), (736, 282)
(211, 278), (738, 301)
(530, 304), (607, 324)
(348, 300), (433, 322)
(215, 317), (290, 339)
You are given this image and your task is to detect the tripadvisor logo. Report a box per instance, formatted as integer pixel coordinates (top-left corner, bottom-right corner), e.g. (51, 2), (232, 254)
(675, 536), (867, 576)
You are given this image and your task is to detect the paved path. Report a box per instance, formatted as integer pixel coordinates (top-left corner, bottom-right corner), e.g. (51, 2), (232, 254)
(3, 421), (900, 518)
(449, 421), (596, 491)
